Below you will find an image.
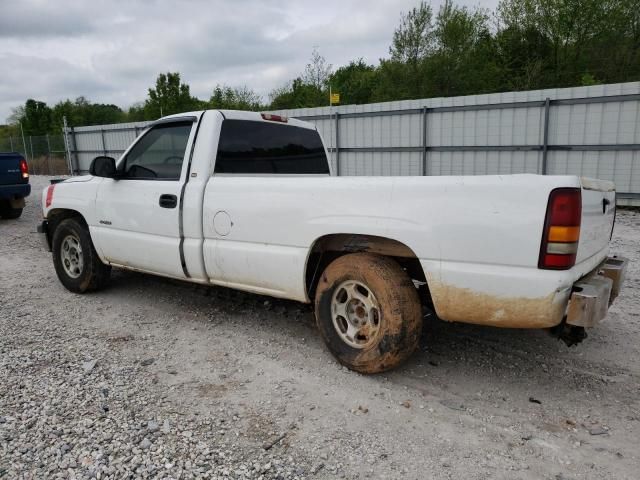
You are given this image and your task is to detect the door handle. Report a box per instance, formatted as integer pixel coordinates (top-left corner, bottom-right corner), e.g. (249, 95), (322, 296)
(159, 194), (177, 209)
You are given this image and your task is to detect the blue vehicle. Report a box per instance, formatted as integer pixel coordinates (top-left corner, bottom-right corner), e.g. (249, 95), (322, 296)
(0, 152), (30, 219)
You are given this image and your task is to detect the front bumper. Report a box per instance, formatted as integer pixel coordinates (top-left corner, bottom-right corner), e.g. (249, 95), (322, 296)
(566, 255), (629, 328)
(37, 220), (52, 252)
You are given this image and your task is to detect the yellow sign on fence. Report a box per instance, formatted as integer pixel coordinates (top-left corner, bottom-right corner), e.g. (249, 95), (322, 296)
(330, 92), (340, 104)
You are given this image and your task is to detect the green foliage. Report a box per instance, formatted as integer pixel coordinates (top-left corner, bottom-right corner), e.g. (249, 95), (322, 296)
(144, 72), (203, 119)
(7, 97), (126, 135)
(581, 73), (599, 86)
(390, 1), (435, 65)
(126, 103), (146, 122)
(22, 99), (52, 136)
(0, 123), (19, 138)
(270, 49), (333, 109)
(328, 60), (377, 105)
(269, 78), (326, 109)
(495, 0), (640, 89)
(208, 85), (264, 110)
(429, 1), (498, 96)
(302, 48), (332, 90)
(387, 1), (435, 98)
(51, 97), (125, 130)
(5, 0), (640, 127)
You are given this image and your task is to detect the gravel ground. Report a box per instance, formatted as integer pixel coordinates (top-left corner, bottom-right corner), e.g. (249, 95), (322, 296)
(1, 175), (639, 479)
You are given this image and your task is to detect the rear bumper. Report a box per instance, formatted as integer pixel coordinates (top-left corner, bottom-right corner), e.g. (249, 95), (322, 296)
(423, 248), (623, 329)
(566, 255), (628, 328)
(37, 220), (52, 252)
(0, 183), (31, 200)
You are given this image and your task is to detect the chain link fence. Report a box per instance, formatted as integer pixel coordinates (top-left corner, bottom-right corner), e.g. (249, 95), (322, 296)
(0, 134), (70, 175)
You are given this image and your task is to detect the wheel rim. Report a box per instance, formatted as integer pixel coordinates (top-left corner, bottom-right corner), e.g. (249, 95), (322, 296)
(331, 280), (382, 349)
(60, 234), (83, 279)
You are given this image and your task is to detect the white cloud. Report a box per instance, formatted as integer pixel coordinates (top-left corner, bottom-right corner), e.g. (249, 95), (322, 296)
(0, 0), (498, 124)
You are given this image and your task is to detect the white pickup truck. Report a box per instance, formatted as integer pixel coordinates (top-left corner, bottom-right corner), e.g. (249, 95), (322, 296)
(38, 110), (628, 373)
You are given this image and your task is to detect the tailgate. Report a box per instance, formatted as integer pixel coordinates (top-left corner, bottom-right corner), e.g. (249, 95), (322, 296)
(0, 153), (27, 185)
(576, 177), (616, 264)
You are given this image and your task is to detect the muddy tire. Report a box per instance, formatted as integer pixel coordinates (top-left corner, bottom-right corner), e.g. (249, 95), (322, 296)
(52, 218), (111, 293)
(314, 253), (422, 374)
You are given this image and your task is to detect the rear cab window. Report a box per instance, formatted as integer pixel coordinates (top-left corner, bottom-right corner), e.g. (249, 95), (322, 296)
(214, 120), (329, 175)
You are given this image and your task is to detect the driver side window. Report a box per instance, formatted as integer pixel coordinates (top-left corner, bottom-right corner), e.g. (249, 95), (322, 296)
(122, 122), (193, 180)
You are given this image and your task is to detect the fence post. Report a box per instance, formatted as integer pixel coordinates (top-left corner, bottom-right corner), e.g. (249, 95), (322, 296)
(63, 117), (73, 176)
(20, 122), (28, 162)
(335, 112), (340, 176)
(422, 106), (428, 176)
(100, 129), (107, 156)
(542, 97), (551, 175)
(70, 127), (79, 175)
(29, 136), (35, 173)
(9, 136), (13, 151)
(46, 134), (52, 175)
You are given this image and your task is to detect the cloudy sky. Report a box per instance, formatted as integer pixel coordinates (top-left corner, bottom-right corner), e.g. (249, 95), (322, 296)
(0, 0), (498, 123)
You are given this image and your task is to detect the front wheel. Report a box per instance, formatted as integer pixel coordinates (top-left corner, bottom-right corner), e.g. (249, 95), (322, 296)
(52, 218), (111, 293)
(314, 253), (422, 374)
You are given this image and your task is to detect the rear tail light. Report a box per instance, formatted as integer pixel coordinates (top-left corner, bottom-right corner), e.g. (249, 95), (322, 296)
(45, 184), (55, 208)
(539, 188), (581, 270)
(19, 158), (29, 179)
(261, 113), (288, 123)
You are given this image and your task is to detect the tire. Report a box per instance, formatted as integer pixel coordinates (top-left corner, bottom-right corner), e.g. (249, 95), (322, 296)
(52, 218), (111, 293)
(314, 253), (422, 374)
(1, 207), (23, 219)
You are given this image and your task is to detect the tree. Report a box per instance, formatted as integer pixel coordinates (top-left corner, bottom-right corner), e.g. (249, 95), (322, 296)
(4, 1), (640, 121)
(270, 48), (333, 108)
(429, 1), (498, 96)
(208, 84), (263, 110)
(390, 1), (435, 64)
(388, 1), (435, 98)
(302, 48), (332, 91)
(50, 97), (125, 130)
(269, 78), (326, 109)
(144, 72), (202, 119)
(328, 60), (378, 105)
(127, 102), (146, 122)
(7, 106), (25, 126)
(494, 0), (633, 89)
(20, 99), (52, 136)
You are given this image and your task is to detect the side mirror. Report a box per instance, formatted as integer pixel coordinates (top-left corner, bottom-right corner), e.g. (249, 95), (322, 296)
(89, 156), (117, 178)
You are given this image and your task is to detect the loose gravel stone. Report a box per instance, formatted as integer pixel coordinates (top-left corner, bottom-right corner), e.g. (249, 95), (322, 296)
(1, 176), (639, 480)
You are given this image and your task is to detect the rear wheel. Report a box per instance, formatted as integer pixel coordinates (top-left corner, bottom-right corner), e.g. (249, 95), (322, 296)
(52, 218), (111, 293)
(0, 206), (23, 219)
(314, 253), (422, 373)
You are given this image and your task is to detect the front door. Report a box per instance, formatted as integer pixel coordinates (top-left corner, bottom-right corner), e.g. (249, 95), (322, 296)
(93, 119), (196, 278)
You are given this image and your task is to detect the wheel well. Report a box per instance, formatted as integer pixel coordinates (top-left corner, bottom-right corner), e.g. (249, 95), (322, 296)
(305, 234), (431, 304)
(48, 209), (87, 242)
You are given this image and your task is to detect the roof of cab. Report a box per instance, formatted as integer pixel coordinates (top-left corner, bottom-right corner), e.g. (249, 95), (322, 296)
(156, 110), (316, 130)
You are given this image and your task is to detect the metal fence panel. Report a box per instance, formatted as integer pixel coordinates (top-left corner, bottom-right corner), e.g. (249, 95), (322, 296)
(0, 134), (68, 175)
(340, 151), (422, 176)
(65, 81), (640, 205)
